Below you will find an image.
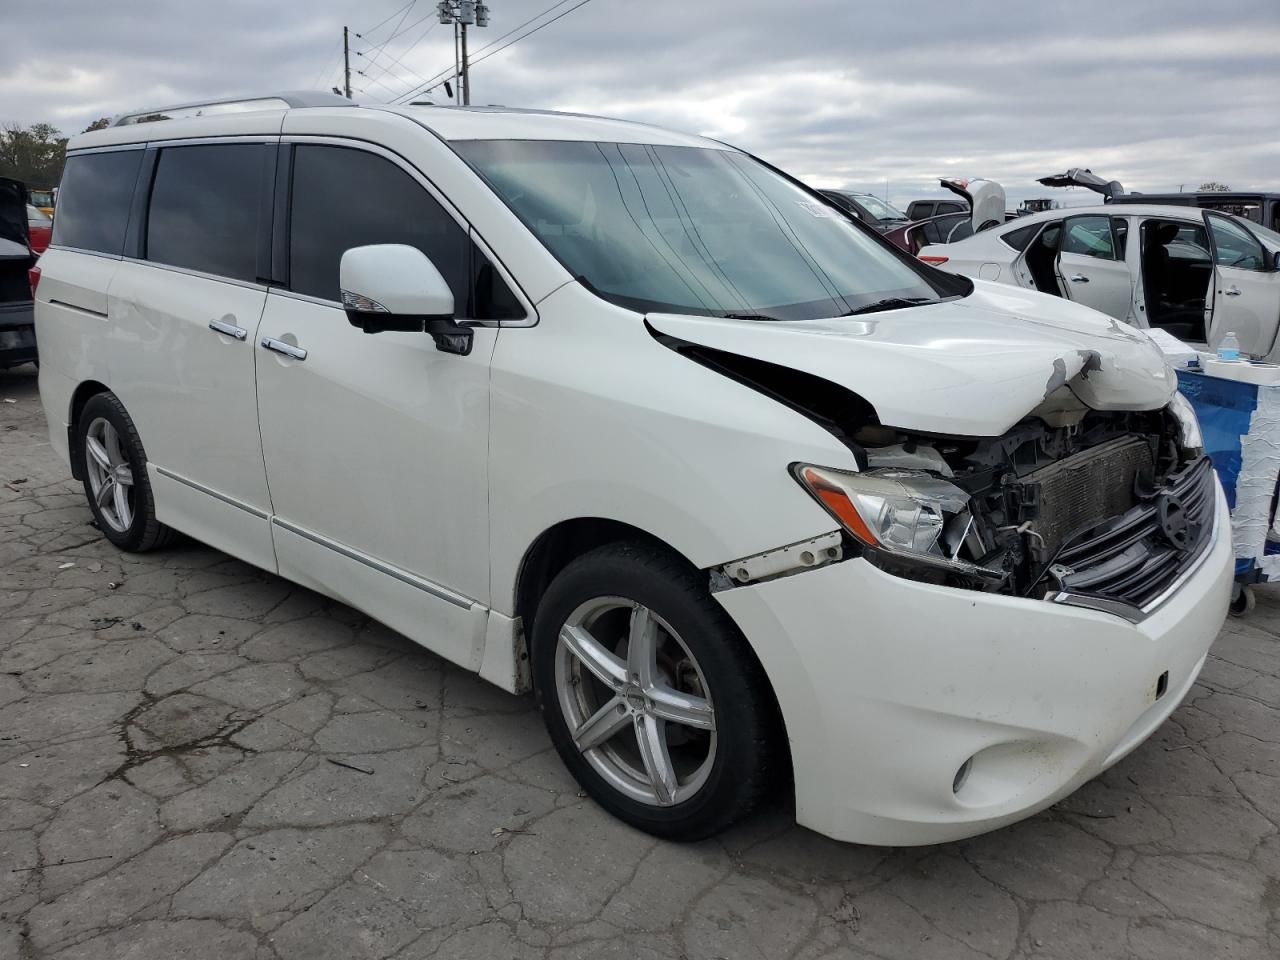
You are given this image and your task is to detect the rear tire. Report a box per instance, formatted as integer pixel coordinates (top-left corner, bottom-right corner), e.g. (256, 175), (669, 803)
(531, 541), (782, 840)
(76, 392), (176, 552)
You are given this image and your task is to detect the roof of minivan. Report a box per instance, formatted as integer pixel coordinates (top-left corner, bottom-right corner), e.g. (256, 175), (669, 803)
(1003, 203), (1249, 225)
(68, 101), (730, 152)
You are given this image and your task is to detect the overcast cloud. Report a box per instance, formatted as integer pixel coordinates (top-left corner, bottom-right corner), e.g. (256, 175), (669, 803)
(1, 0), (1277, 207)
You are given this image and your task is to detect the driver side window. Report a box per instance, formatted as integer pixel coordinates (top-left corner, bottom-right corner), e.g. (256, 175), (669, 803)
(1208, 216), (1266, 271)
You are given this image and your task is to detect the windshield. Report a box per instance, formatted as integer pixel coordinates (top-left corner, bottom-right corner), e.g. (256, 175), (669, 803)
(849, 193), (907, 222)
(29, 190), (53, 207)
(455, 140), (951, 320)
(1250, 220), (1280, 251)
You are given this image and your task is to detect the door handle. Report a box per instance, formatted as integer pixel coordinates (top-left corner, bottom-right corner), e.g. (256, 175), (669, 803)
(1069, 274), (1090, 283)
(260, 337), (307, 361)
(208, 319), (247, 340)
(1224, 286), (1242, 296)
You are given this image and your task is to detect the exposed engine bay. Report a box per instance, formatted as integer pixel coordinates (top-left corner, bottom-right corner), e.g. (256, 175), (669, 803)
(854, 404), (1211, 604)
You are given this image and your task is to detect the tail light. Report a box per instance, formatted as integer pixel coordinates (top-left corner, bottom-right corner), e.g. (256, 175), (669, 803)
(918, 255), (949, 265)
(28, 263), (41, 296)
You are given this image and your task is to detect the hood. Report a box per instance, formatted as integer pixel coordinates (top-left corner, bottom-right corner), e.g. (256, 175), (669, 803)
(0, 177), (29, 250)
(941, 177), (1005, 232)
(1037, 168), (1124, 201)
(647, 281), (1175, 437)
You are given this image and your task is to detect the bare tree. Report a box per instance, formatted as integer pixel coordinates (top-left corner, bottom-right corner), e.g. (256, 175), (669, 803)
(1198, 181), (1232, 192)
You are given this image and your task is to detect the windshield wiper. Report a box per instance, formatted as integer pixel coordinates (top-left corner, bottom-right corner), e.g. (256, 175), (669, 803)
(842, 297), (932, 316)
(721, 312), (784, 322)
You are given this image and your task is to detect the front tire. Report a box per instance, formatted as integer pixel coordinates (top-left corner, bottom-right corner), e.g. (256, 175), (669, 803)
(76, 392), (176, 552)
(531, 541), (782, 840)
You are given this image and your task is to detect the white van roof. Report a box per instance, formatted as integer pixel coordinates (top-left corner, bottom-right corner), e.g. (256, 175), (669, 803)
(68, 93), (728, 152)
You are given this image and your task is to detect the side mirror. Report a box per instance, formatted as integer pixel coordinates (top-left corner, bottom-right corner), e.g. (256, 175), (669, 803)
(1273, 249), (1280, 271)
(339, 244), (473, 355)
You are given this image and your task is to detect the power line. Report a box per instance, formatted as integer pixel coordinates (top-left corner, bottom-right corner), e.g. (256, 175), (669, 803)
(467, 0), (594, 69)
(356, 16), (441, 89)
(393, 0), (593, 103)
(359, 1), (419, 79)
(357, 0), (416, 38)
(311, 37), (345, 89)
(392, 0), (571, 102)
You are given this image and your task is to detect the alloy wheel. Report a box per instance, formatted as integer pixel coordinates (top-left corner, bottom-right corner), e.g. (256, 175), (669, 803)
(554, 596), (717, 806)
(84, 416), (136, 533)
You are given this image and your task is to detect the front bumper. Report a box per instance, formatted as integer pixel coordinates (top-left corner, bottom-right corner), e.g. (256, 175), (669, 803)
(716, 480), (1233, 845)
(0, 301), (36, 367)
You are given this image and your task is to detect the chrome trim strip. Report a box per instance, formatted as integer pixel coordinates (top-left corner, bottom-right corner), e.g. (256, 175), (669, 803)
(270, 516), (474, 609)
(208, 319), (248, 340)
(1049, 477), (1223, 624)
(260, 336), (306, 360)
(121, 257), (269, 292)
(65, 143), (148, 156)
(153, 466), (271, 519)
(48, 299), (108, 319)
(45, 245), (123, 261)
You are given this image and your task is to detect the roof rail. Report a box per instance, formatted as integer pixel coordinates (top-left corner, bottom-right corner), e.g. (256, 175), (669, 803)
(110, 90), (354, 127)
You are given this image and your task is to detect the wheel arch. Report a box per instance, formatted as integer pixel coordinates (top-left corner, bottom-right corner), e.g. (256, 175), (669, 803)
(513, 517), (689, 642)
(512, 516), (793, 776)
(66, 379), (111, 481)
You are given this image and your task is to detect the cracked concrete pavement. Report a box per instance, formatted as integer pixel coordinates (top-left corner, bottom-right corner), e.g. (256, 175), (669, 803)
(1, 363), (1278, 960)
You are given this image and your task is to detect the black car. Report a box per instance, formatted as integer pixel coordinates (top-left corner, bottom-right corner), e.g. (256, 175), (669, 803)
(817, 189), (910, 233)
(0, 177), (37, 369)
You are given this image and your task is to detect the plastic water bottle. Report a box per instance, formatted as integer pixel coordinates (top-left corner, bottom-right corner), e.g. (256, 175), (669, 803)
(1218, 331), (1241, 361)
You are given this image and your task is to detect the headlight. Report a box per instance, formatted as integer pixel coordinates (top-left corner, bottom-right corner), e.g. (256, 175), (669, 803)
(1167, 393), (1204, 456)
(792, 464), (996, 580)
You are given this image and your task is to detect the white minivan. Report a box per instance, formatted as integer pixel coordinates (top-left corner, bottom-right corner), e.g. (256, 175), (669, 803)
(35, 93), (1232, 845)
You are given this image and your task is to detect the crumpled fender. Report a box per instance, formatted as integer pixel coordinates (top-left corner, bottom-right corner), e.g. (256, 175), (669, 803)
(648, 281), (1174, 437)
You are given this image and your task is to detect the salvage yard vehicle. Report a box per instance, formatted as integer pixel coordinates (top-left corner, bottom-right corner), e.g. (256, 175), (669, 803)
(885, 177), (1006, 253)
(0, 176), (37, 369)
(36, 93), (1232, 845)
(918, 204), (1280, 358)
(816, 189), (909, 233)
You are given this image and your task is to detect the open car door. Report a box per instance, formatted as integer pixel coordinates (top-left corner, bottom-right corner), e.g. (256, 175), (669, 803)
(1037, 168), (1125, 201)
(1053, 215), (1134, 321)
(940, 178), (1006, 233)
(1204, 212), (1280, 358)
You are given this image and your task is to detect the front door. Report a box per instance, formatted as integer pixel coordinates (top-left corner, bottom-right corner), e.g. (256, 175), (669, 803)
(254, 141), (520, 670)
(1055, 215), (1134, 320)
(1205, 213), (1280, 359)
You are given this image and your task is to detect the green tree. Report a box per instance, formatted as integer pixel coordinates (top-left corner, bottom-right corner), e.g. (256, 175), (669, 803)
(0, 122), (69, 187)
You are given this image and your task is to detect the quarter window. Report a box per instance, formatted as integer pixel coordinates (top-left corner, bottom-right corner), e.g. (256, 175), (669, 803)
(145, 144), (265, 282)
(1061, 216), (1118, 260)
(999, 222), (1040, 251)
(51, 150), (144, 255)
(1208, 216), (1266, 271)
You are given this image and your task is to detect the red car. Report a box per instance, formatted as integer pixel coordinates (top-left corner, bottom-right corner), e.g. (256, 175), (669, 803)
(26, 204), (51, 254)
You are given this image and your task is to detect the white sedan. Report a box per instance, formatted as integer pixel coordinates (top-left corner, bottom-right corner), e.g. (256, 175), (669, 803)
(919, 203), (1280, 360)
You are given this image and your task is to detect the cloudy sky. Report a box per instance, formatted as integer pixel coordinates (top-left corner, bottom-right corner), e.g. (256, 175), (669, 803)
(2, 0), (1277, 208)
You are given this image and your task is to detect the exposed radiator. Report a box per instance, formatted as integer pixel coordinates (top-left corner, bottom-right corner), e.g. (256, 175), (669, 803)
(1018, 436), (1155, 561)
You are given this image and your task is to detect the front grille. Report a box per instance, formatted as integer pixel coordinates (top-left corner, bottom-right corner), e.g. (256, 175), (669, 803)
(1049, 457), (1215, 609)
(1020, 436), (1155, 560)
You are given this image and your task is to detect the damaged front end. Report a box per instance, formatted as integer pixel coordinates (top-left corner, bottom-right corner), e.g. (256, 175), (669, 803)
(792, 394), (1214, 617)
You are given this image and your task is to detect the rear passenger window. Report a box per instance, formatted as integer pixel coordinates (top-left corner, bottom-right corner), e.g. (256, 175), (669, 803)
(52, 150), (143, 255)
(1062, 216), (1117, 260)
(146, 144), (264, 282)
(289, 145), (469, 306)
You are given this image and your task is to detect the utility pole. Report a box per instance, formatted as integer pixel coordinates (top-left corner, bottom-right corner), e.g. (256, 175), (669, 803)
(342, 26), (352, 98)
(438, 2), (489, 105)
